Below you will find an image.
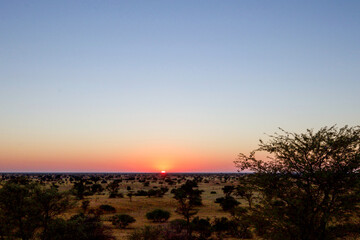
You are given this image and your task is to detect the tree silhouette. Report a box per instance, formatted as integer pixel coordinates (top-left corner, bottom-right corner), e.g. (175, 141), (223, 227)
(235, 125), (360, 240)
(172, 180), (203, 239)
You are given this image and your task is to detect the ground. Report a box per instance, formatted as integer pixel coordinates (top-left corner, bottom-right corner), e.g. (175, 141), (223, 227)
(58, 174), (240, 239)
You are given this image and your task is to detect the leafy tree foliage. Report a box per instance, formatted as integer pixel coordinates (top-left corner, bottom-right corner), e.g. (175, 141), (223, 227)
(235, 125), (360, 240)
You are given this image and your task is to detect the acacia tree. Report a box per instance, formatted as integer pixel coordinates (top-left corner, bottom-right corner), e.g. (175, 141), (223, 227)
(235, 126), (360, 240)
(106, 181), (120, 198)
(33, 186), (72, 240)
(172, 180), (203, 239)
(0, 181), (72, 240)
(0, 182), (38, 240)
(235, 175), (256, 209)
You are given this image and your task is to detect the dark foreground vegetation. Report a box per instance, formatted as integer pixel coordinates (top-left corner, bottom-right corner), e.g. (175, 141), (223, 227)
(0, 125), (359, 240)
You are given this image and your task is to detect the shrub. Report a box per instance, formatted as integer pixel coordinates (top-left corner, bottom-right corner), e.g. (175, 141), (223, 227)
(213, 217), (232, 233)
(146, 209), (171, 222)
(91, 183), (104, 193)
(169, 219), (187, 233)
(99, 204), (116, 213)
(81, 200), (90, 213)
(191, 217), (212, 239)
(127, 226), (162, 240)
(215, 196), (240, 212)
(135, 190), (148, 196)
(111, 214), (136, 229)
(109, 192), (123, 198)
(45, 214), (115, 240)
(162, 223), (188, 240)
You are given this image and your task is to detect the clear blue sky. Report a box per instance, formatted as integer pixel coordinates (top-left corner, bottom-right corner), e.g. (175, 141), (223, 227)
(0, 1), (359, 172)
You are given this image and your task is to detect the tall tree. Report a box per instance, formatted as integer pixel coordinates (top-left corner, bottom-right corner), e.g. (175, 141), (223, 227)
(0, 181), (73, 240)
(0, 182), (40, 240)
(235, 126), (360, 240)
(33, 186), (72, 240)
(172, 180), (203, 239)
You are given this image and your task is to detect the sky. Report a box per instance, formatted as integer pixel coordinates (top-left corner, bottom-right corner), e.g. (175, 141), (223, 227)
(0, 1), (360, 172)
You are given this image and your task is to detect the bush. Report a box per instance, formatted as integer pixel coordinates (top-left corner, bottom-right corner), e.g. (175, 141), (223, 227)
(162, 223), (188, 240)
(191, 217), (212, 239)
(146, 209), (171, 222)
(127, 226), (162, 240)
(45, 214), (115, 240)
(111, 214), (136, 229)
(135, 190), (148, 196)
(169, 219), (187, 233)
(215, 196), (240, 212)
(109, 192), (123, 198)
(213, 217), (231, 233)
(212, 217), (251, 239)
(99, 204), (116, 213)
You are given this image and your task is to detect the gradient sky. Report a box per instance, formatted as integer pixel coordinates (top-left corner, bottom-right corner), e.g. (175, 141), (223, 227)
(1, 1), (360, 172)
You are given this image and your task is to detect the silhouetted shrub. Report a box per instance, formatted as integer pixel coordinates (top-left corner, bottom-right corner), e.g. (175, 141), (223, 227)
(91, 184), (104, 193)
(111, 214), (135, 229)
(146, 209), (171, 222)
(215, 196), (240, 212)
(45, 214), (114, 240)
(127, 226), (162, 240)
(169, 219), (187, 233)
(81, 200), (90, 213)
(99, 205), (116, 213)
(135, 190), (148, 196)
(191, 217), (212, 239)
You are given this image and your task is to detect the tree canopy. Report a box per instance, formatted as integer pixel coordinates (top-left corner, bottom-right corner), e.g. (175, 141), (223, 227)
(235, 125), (360, 240)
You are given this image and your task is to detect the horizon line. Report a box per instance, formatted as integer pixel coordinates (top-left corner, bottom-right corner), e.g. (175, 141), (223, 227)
(0, 171), (244, 174)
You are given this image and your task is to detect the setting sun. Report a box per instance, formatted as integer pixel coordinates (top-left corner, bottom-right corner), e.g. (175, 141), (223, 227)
(161, 170), (166, 174)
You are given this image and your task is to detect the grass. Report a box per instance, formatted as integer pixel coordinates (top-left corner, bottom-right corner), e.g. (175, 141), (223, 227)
(61, 177), (239, 239)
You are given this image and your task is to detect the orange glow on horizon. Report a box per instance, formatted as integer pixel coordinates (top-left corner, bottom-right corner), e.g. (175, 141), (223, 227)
(0, 139), (257, 172)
